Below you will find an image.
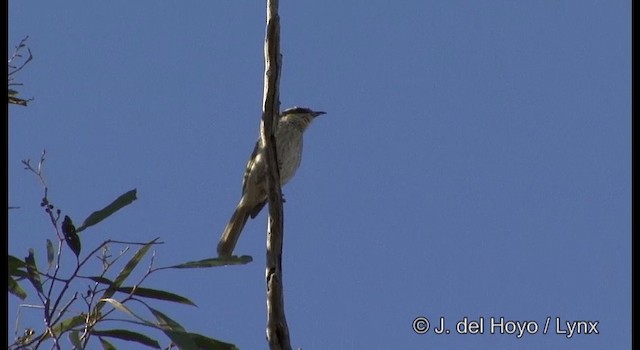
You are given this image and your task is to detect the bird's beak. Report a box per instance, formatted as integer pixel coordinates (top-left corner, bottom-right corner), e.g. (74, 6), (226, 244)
(312, 111), (326, 118)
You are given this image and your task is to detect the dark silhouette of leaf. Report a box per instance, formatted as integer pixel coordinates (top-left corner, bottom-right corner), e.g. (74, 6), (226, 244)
(77, 189), (137, 233)
(92, 329), (161, 349)
(24, 248), (43, 294)
(144, 307), (237, 349)
(116, 287), (196, 306)
(69, 330), (82, 349)
(46, 239), (55, 269)
(62, 216), (81, 258)
(148, 307), (196, 350)
(188, 332), (239, 350)
(8, 254), (26, 273)
(167, 255), (253, 269)
(99, 337), (117, 350)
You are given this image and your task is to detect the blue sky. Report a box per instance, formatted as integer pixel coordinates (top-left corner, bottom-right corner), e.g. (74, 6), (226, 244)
(8, 1), (630, 349)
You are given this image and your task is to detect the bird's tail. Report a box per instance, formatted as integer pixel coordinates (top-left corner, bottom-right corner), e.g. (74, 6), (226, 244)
(217, 201), (251, 257)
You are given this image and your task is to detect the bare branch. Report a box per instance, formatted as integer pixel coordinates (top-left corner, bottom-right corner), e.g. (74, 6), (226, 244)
(22, 149), (48, 190)
(8, 36), (34, 106)
(261, 0), (291, 349)
(8, 36), (33, 76)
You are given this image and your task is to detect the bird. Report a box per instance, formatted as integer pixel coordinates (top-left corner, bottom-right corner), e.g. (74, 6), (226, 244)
(217, 107), (326, 257)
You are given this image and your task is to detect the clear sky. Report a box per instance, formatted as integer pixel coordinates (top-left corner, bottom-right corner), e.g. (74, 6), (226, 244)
(8, 1), (630, 349)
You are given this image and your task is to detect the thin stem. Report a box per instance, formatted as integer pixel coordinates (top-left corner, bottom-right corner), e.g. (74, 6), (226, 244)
(261, 0), (291, 349)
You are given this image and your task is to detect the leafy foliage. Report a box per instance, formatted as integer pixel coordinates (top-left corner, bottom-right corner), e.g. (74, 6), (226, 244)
(77, 189), (138, 233)
(8, 36), (249, 350)
(61, 216), (81, 258)
(9, 158), (250, 349)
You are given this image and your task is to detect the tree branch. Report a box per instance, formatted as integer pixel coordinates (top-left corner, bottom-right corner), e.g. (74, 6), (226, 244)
(261, 0), (291, 349)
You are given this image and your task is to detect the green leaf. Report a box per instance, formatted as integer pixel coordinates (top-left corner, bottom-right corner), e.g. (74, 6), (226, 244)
(149, 308), (197, 350)
(145, 307), (237, 349)
(187, 332), (239, 350)
(46, 239), (55, 269)
(97, 238), (157, 313)
(8, 276), (27, 299)
(92, 329), (161, 349)
(62, 216), (82, 258)
(167, 255), (253, 269)
(99, 337), (117, 350)
(32, 314), (88, 343)
(49, 314), (87, 338)
(24, 248), (43, 294)
(10, 269), (29, 279)
(77, 189), (137, 233)
(149, 307), (185, 330)
(115, 287), (196, 306)
(69, 330), (82, 349)
(99, 298), (154, 326)
(100, 298), (137, 318)
(8, 254), (26, 273)
(112, 240), (157, 287)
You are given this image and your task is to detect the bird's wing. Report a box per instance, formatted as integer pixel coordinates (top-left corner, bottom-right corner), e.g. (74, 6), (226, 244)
(242, 140), (261, 195)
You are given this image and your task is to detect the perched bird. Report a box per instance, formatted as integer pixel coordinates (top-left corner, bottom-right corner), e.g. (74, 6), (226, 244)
(217, 107), (326, 257)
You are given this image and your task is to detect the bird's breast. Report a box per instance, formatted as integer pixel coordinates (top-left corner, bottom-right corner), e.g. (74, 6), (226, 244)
(276, 134), (303, 185)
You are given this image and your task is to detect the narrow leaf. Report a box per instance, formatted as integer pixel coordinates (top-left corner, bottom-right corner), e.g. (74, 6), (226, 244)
(10, 269), (29, 279)
(24, 248), (43, 294)
(149, 307), (199, 350)
(97, 238), (157, 313)
(8, 254), (26, 273)
(146, 306), (239, 349)
(49, 315), (87, 337)
(92, 329), (161, 349)
(69, 330), (82, 349)
(167, 255), (253, 269)
(149, 307), (185, 331)
(99, 298), (135, 318)
(32, 314), (87, 343)
(188, 332), (239, 350)
(8, 276), (27, 299)
(116, 287), (196, 306)
(99, 337), (117, 350)
(99, 298), (151, 324)
(77, 189), (137, 233)
(46, 239), (55, 269)
(163, 332), (197, 350)
(62, 216), (82, 257)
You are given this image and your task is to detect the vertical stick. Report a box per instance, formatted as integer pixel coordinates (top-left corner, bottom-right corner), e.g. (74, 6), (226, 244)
(261, 0), (291, 349)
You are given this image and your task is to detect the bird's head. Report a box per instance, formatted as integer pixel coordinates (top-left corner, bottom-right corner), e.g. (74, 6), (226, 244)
(282, 106), (326, 118)
(280, 106), (326, 130)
